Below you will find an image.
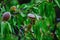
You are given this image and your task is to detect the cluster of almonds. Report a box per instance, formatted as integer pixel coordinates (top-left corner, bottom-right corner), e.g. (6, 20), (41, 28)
(2, 6), (42, 36)
(28, 13), (42, 20)
(2, 6), (17, 21)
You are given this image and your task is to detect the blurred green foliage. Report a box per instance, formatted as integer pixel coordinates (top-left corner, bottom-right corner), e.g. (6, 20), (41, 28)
(0, 0), (60, 40)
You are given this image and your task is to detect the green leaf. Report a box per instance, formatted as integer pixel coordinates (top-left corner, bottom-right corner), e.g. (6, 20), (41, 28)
(54, 0), (60, 8)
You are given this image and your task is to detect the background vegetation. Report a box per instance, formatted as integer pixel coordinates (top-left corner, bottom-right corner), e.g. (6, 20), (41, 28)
(0, 0), (60, 40)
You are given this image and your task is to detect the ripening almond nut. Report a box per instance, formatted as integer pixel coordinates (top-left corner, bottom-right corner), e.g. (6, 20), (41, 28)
(28, 13), (36, 24)
(2, 12), (11, 21)
(10, 6), (16, 12)
(28, 13), (35, 19)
